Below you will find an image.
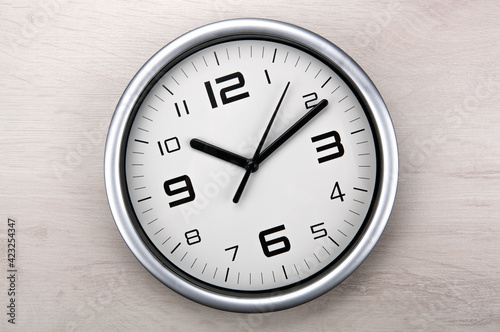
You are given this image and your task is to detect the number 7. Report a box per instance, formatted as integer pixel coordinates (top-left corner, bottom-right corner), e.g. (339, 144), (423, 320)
(225, 245), (239, 261)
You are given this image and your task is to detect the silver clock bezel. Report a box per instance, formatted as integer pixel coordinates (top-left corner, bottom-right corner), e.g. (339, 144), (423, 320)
(105, 18), (398, 313)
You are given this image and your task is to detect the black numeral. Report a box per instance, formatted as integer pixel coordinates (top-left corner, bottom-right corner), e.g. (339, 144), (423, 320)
(310, 222), (328, 239)
(204, 81), (218, 108)
(204, 72), (250, 109)
(164, 175), (195, 207)
(311, 130), (344, 163)
(330, 181), (345, 201)
(225, 245), (239, 261)
(174, 100), (190, 117)
(185, 229), (201, 245)
(303, 92), (319, 109)
(158, 137), (181, 156)
(259, 225), (291, 258)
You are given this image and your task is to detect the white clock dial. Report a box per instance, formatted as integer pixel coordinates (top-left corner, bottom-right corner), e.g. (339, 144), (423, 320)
(124, 39), (377, 291)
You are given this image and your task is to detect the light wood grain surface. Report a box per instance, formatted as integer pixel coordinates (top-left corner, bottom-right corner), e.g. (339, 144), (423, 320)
(1, 0), (499, 330)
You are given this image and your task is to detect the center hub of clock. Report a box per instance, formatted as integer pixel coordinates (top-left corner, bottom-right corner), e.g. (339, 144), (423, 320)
(247, 160), (259, 173)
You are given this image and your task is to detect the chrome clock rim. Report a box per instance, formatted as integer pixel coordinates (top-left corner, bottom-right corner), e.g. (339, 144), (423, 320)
(104, 18), (398, 312)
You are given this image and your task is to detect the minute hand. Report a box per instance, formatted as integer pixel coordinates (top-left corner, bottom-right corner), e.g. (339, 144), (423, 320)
(258, 99), (329, 163)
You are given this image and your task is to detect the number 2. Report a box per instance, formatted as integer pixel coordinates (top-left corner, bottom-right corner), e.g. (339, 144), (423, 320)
(303, 92), (319, 109)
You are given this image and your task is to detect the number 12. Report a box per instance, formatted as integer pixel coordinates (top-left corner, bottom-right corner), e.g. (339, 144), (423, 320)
(204, 72), (250, 109)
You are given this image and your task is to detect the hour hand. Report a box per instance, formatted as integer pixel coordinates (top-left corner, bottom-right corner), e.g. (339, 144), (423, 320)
(190, 138), (250, 169)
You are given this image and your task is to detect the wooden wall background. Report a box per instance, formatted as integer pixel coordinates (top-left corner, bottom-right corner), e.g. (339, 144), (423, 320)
(1, 0), (499, 330)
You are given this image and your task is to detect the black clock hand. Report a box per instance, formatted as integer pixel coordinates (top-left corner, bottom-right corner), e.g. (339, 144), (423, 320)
(191, 100), (328, 172)
(190, 138), (250, 169)
(233, 81), (290, 203)
(257, 99), (329, 163)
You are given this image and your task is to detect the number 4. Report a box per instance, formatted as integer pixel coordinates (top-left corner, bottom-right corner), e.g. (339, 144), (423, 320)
(331, 181), (345, 201)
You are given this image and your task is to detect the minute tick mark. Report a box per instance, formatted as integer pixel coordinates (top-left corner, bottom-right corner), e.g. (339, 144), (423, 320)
(214, 51), (220, 66)
(329, 236), (339, 246)
(162, 85), (173, 95)
(305, 62), (311, 72)
(314, 69), (322, 79)
(171, 242), (181, 254)
(321, 77), (332, 88)
(314, 253), (321, 263)
(351, 128), (365, 135)
(282, 265), (288, 279)
(295, 56), (300, 67)
(338, 95), (348, 103)
(264, 69), (271, 84)
(344, 220), (354, 227)
(349, 209), (360, 216)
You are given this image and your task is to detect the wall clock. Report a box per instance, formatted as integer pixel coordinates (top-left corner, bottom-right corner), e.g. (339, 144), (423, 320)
(105, 18), (398, 312)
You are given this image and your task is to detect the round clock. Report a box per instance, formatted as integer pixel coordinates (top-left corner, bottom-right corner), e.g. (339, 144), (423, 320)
(105, 18), (398, 312)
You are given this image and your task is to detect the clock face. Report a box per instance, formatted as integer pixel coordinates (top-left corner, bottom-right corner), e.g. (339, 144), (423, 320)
(124, 39), (377, 292)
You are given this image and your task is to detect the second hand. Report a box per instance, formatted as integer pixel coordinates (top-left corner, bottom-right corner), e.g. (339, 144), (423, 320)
(233, 81), (290, 204)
